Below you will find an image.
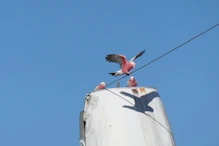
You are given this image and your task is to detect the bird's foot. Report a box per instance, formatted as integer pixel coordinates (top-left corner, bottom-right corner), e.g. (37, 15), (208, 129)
(126, 72), (130, 76)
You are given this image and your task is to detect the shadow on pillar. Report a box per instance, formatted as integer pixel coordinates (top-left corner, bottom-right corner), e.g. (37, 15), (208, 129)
(120, 91), (159, 113)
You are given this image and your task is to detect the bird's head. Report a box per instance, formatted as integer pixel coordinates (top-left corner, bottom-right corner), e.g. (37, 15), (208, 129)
(100, 82), (105, 86)
(130, 61), (135, 67)
(130, 76), (134, 81)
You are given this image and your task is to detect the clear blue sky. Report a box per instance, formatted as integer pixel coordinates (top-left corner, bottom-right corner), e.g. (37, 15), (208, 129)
(0, 0), (218, 146)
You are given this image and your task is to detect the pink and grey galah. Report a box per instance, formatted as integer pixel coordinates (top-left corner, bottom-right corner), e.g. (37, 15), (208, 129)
(105, 50), (145, 76)
(94, 82), (105, 91)
(127, 76), (137, 87)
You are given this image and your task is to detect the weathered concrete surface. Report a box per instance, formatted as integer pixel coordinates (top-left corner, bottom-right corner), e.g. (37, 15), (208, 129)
(82, 87), (175, 146)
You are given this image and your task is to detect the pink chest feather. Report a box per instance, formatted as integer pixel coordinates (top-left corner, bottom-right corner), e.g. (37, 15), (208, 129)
(122, 63), (134, 73)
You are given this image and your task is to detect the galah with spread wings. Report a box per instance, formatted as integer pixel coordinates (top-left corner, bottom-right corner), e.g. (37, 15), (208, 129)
(105, 50), (145, 76)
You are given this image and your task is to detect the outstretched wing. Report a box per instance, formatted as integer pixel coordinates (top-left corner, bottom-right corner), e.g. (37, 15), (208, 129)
(129, 50), (145, 62)
(105, 54), (127, 68)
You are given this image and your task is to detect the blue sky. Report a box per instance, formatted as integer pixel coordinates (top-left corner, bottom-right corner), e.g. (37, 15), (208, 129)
(0, 0), (218, 146)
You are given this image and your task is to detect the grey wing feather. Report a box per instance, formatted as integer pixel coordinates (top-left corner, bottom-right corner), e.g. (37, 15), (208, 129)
(129, 50), (145, 62)
(105, 54), (123, 67)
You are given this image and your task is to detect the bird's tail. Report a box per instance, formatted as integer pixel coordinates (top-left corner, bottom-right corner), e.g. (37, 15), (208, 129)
(109, 72), (116, 76)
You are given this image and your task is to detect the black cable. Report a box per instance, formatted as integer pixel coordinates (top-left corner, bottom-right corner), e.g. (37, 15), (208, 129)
(100, 23), (219, 89)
